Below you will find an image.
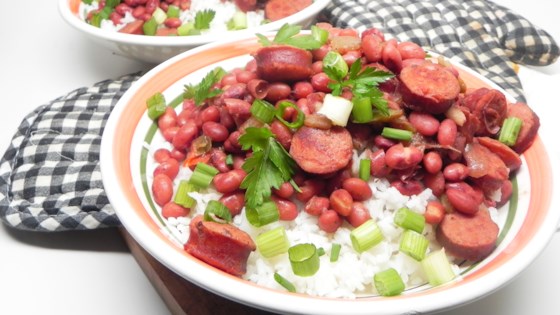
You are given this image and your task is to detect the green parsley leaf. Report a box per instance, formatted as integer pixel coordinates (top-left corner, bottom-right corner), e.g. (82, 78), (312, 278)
(256, 23), (322, 50)
(183, 67), (225, 106)
(239, 127), (297, 209)
(194, 9), (215, 30)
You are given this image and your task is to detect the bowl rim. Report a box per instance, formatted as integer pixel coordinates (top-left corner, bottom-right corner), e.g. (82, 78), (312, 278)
(58, 0), (333, 47)
(100, 34), (557, 314)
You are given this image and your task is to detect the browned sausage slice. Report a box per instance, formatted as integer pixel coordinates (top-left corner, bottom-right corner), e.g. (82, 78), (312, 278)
(398, 61), (460, 114)
(118, 20), (144, 35)
(476, 136), (522, 171)
(234, 0), (257, 12)
(464, 142), (509, 193)
(253, 45), (313, 82)
(265, 0), (313, 22)
(461, 88), (507, 137)
(289, 126), (353, 174)
(184, 215), (256, 276)
(506, 102), (540, 153)
(436, 208), (499, 261)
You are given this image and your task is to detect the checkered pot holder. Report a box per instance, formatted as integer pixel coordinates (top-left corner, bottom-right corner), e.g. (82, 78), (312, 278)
(1, 1), (558, 231)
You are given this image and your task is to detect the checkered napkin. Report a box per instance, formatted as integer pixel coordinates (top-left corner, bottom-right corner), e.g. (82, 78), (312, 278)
(1, 1), (558, 231)
(322, 0), (559, 102)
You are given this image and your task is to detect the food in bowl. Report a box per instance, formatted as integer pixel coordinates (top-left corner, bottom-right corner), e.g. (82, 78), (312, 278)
(77, 0), (312, 36)
(140, 23), (540, 298)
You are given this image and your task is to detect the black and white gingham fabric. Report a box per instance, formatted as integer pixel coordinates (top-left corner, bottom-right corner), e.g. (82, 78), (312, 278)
(0, 73), (142, 231)
(322, 0), (559, 102)
(1, 1), (559, 231)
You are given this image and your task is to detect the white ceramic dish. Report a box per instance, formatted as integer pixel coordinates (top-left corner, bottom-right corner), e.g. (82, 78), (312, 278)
(58, 0), (332, 64)
(100, 34), (556, 314)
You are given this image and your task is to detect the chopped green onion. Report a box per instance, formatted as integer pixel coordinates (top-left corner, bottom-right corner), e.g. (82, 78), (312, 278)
(498, 117), (523, 146)
(289, 178), (302, 193)
(317, 247), (326, 256)
(152, 7), (167, 24)
(275, 101), (305, 129)
(274, 272), (296, 293)
(316, 94), (354, 127)
(143, 17), (158, 36)
(225, 154), (234, 166)
(311, 25), (329, 45)
(330, 243), (341, 262)
(177, 22), (196, 36)
(256, 226), (290, 258)
(374, 268), (405, 296)
(173, 180), (199, 208)
(166, 5), (180, 18)
(189, 163), (219, 188)
(351, 97), (374, 123)
(251, 99), (276, 124)
(105, 0), (120, 8)
(147, 92), (165, 108)
(323, 51), (349, 79)
(421, 248), (456, 286)
(204, 200), (232, 223)
(399, 230), (429, 261)
(146, 92), (166, 120)
(359, 158), (371, 181)
(350, 219), (384, 253)
(82, 0), (94, 5)
(246, 200), (279, 227)
(288, 243), (320, 277)
(394, 207), (425, 233)
(227, 11), (248, 30)
(381, 127), (413, 141)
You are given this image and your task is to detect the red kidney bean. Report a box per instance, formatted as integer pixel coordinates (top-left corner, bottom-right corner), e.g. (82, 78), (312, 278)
(164, 17), (181, 28)
(219, 107), (235, 130)
(304, 196), (330, 216)
(443, 162), (469, 182)
(373, 135), (397, 150)
(159, 2), (169, 11)
(311, 44), (331, 61)
(109, 12), (123, 25)
(295, 179), (325, 202)
(153, 148), (171, 163)
(236, 70), (257, 84)
(202, 121), (229, 142)
(369, 149), (391, 178)
(330, 189), (353, 216)
(391, 180), (424, 196)
(176, 109), (192, 126)
(161, 201), (190, 219)
(162, 126), (178, 142)
(304, 113), (332, 130)
(342, 178), (372, 201)
(270, 120), (292, 150)
(273, 182), (294, 199)
(224, 130), (242, 152)
(397, 41), (426, 60)
(153, 158), (179, 179)
(310, 73), (332, 93)
(382, 39), (403, 73)
(170, 147), (186, 161)
(409, 111), (440, 136)
(424, 200), (445, 225)
(361, 34), (384, 63)
(422, 151), (443, 174)
(423, 171), (445, 196)
(222, 83), (247, 100)
(496, 180), (513, 208)
(445, 182), (484, 214)
(145, 0), (160, 13)
(158, 107), (178, 131)
(362, 28), (385, 40)
(219, 191), (245, 216)
(342, 50), (362, 66)
(124, 0), (138, 6)
(232, 154), (245, 170)
(306, 92), (325, 113)
(272, 196), (298, 221)
(172, 121), (198, 150)
(247, 79), (269, 100)
(438, 118), (458, 146)
(199, 105), (220, 123)
(115, 3), (133, 15)
(220, 73), (238, 86)
(211, 149), (230, 173)
(265, 83), (291, 103)
(132, 6), (146, 18)
(296, 98), (312, 115)
(318, 209), (343, 233)
(346, 202), (371, 227)
(213, 169), (246, 194)
(152, 174), (173, 206)
(293, 81), (314, 99)
(224, 98), (251, 120)
(325, 169), (352, 195)
(385, 143), (424, 170)
(245, 59), (257, 72)
(311, 61), (323, 74)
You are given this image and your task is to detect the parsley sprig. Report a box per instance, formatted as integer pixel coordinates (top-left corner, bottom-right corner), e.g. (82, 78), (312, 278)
(239, 127), (297, 209)
(194, 9), (215, 30)
(183, 67), (226, 106)
(323, 58), (395, 115)
(256, 24), (324, 50)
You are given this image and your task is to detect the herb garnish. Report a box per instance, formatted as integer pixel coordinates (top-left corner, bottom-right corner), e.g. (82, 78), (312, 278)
(323, 58), (394, 116)
(239, 127), (297, 209)
(183, 67), (225, 106)
(256, 24), (324, 50)
(194, 9), (216, 30)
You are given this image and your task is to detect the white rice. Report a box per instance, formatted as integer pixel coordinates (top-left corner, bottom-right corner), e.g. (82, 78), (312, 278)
(79, 0), (265, 34)
(159, 149), (466, 298)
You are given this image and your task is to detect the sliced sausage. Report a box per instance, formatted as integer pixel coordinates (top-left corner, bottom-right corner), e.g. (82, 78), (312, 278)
(234, 0), (257, 12)
(461, 88), (507, 137)
(476, 136), (522, 171)
(253, 45), (313, 82)
(264, 0), (312, 22)
(184, 215), (256, 277)
(436, 208), (499, 261)
(506, 102), (540, 153)
(398, 61), (460, 114)
(464, 142), (509, 191)
(118, 19), (145, 35)
(289, 126), (353, 174)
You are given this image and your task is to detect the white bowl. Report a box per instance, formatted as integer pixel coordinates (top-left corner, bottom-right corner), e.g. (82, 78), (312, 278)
(58, 0), (332, 64)
(100, 33), (556, 314)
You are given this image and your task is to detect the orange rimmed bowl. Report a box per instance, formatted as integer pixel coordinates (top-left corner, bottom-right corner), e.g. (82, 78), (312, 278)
(100, 35), (556, 314)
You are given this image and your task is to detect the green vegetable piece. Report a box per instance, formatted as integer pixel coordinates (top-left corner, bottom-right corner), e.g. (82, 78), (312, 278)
(381, 127), (413, 141)
(498, 117), (523, 146)
(288, 243), (320, 277)
(323, 51), (349, 81)
(173, 180), (198, 208)
(351, 97), (374, 123)
(245, 200), (279, 227)
(350, 219), (384, 253)
(204, 200), (232, 223)
(399, 230), (429, 261)
(250, 99), (276, 124)
(143, 17), (158, 36)
(274, 272), (296, 293)
(274, 101), (305, 129)
(359, 158), (371, 182)
(256, 227), (290, 258)
(394, 207), (425, 233)
(194, 9), (216, 30)
(166, 5), (180, 18)
(330, 243), (341, 262)
(256, 23), (322, 50)
(421, 248), (456, 286)
(227, 11), (248, 30)
(183, 67), (225, 106)
(374, 268), (405, 296)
